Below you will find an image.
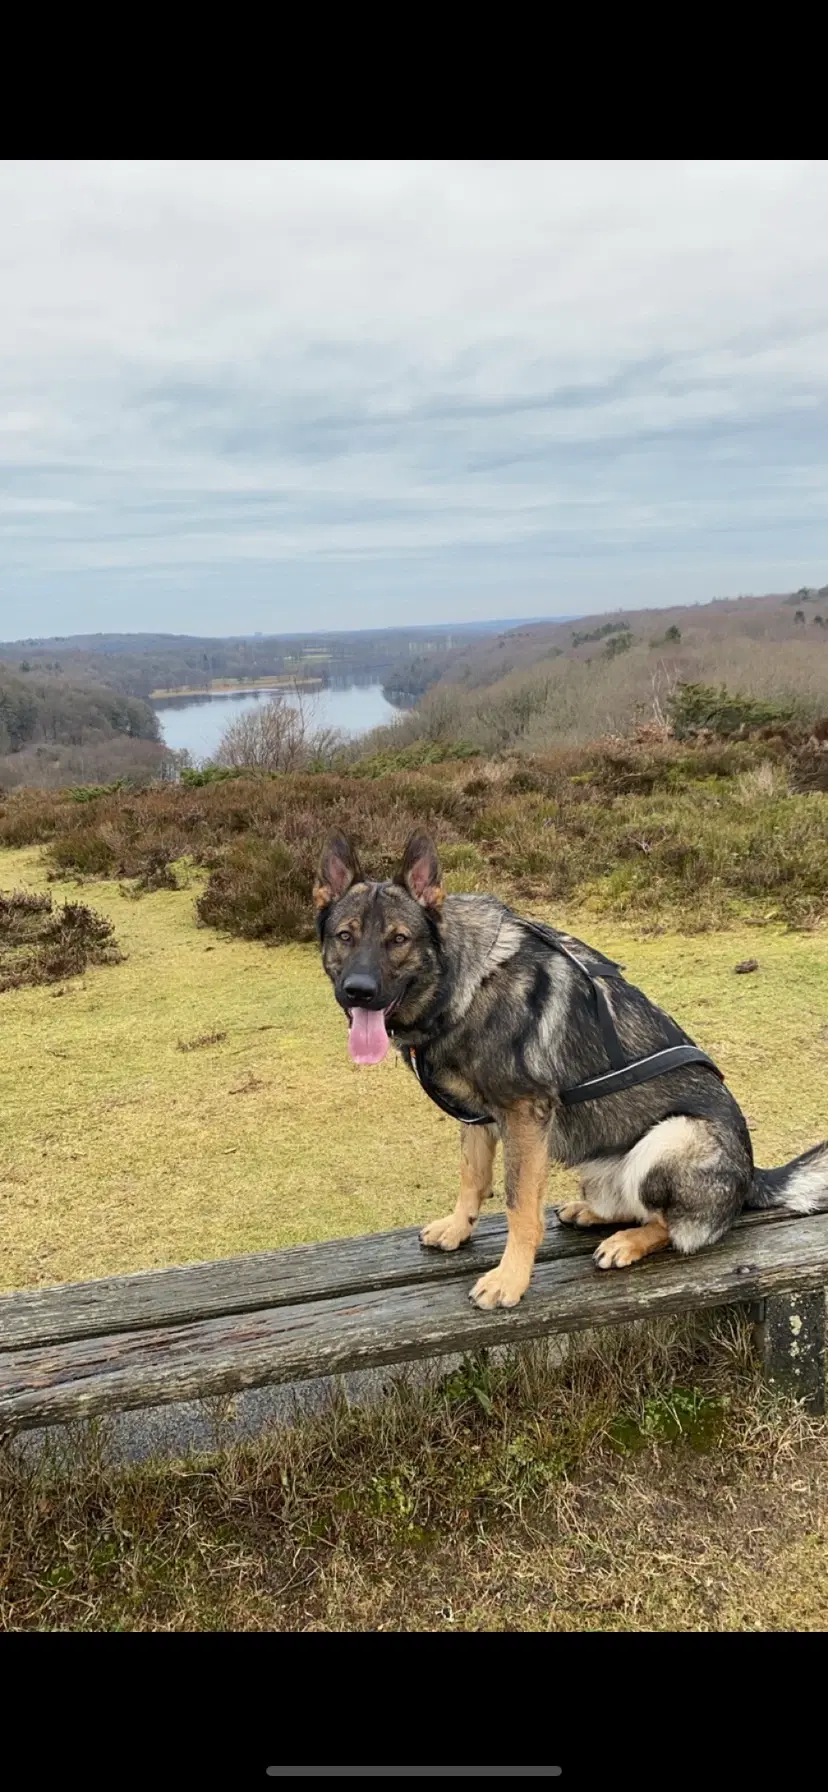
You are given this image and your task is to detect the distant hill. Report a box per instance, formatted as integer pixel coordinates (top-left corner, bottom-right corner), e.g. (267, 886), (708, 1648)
(2, 587), (827, 773)
(356, 585), (828, 755)
(0, 616), (572, 659)
(0, 622), (562, 702)
(427, 587), (828, 692)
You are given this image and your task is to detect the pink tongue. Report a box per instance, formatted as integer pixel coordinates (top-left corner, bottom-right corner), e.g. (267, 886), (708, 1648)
(348, 1006), (389, 1066)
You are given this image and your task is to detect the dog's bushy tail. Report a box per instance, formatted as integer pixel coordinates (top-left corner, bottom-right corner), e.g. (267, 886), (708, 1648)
(746, 1141), (828, 1213)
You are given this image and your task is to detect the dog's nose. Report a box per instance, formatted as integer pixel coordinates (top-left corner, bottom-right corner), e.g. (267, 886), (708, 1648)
(342, 973), (380, 1007)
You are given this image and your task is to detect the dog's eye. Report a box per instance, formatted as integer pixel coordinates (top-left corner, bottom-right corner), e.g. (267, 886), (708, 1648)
(336, 929), (353, 945)
(391, 932), (409, 947)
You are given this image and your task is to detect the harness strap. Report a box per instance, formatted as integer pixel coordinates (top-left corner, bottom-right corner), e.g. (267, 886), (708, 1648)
(559, 1043), (724, 1106)
(405, 1045), (496, 1126)
(520, 918), (629, 1073)
(401, 918), (724, 1125)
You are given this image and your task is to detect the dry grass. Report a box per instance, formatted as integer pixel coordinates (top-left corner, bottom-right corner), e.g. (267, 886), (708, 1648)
(1, 844), (827, 1294)
(2, 1311), (826, 1631)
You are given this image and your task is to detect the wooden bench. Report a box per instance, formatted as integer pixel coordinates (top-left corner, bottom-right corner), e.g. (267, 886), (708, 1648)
(1, 1208), (826, 1436)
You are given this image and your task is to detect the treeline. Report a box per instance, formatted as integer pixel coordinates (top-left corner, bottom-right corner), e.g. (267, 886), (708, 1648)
(5, 588), (828, 711)
(382, 650), (468, 703)
(0, 668), (159, 754)
(0, 627), (484, 701)
(0, 666), (171, 790)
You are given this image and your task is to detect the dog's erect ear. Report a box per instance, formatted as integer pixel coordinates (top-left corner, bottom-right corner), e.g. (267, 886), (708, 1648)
(397, 832), (445, 910)
(314, 834), (363, 912)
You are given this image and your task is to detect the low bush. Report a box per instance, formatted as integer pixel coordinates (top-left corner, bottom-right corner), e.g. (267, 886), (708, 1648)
(666, 681), (797, 740)
(3, 725), (828, 939)
(196, 840), (314, 942)
(0, 889), (122, 991)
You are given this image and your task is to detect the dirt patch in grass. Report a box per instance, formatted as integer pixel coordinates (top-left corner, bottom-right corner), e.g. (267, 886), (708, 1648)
(2, 1312), (826, 1631)
(0, 888), (122, 992)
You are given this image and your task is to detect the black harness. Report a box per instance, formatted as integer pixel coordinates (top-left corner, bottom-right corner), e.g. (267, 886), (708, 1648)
(397, 917), (724, 1126)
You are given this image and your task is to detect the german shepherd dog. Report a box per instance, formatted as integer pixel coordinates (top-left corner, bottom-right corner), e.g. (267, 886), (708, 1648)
(315, 831), (828, 1310)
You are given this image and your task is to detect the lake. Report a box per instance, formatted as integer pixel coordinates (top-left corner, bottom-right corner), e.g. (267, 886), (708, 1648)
(152, 682), (402, 761)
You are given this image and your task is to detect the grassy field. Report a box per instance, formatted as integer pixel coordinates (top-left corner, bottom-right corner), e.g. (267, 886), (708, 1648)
(2, 839), (828, 1632)
(3, 1313), (827, 1630)
(1, 842), (827, 1294)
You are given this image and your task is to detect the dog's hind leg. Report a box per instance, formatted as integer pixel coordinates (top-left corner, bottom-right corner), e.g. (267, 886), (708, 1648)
(470, 1103), (548, 1309)
(420, 1124), (498, 1252)
(593, 1217), (670, 1269)
(590, 1116), (747, 1272)
(557, 1201), (612, 1227)
(558, 1155), (634, 1229)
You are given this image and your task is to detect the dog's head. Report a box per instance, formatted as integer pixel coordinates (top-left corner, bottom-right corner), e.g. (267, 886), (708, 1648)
(314, 832), (445, 1065)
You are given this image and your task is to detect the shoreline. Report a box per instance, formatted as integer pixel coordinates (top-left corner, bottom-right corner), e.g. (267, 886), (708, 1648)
(150, 677), (324, 701)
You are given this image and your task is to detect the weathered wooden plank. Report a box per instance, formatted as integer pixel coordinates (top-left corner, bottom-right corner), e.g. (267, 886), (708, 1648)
(0, 1205), (796, 1353)
(0, 1214), (584, 1350)
(753, 1290), (826, 1414)
(2, 1213), (827, 1431)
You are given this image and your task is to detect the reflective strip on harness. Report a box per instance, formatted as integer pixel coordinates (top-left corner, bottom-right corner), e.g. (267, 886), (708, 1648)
(406, 1041), (723, 1126)
(558, 1044), (724, 1107)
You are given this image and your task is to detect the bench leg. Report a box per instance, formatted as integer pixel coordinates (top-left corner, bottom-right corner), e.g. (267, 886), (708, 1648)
(751, 1291), (826, 1414)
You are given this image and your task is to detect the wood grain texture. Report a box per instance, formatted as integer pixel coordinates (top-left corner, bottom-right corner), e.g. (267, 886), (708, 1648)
(2, 1213), (827, 1431)
(0, 1206), (796, 1352)
(754, 1289), (826, 1414)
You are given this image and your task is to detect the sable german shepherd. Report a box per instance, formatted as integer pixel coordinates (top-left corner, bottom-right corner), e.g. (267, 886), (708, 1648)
(314, 831), (828, 1310)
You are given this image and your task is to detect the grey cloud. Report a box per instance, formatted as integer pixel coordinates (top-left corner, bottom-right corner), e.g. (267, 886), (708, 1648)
(1, 161), (827, 634)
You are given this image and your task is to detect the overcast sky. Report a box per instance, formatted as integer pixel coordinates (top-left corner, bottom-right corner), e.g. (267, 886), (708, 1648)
(1, 159), (827, 640)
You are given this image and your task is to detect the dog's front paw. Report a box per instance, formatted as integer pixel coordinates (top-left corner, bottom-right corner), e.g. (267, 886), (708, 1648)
(420, 1214), (474, 1251)
(469, 1263), (530, 1310)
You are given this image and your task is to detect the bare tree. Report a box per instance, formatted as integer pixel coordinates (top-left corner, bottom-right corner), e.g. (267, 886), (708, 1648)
(214, 688), (341, 773)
